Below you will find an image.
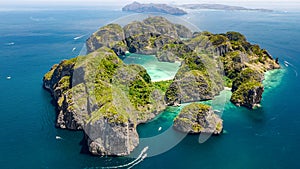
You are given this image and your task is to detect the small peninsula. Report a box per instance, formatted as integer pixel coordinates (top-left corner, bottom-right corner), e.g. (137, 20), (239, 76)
(43, 16), (280, 156)
(122, 2), (187, 15)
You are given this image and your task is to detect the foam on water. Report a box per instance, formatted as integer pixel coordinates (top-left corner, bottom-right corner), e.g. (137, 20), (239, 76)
(263, 68), (286, 91)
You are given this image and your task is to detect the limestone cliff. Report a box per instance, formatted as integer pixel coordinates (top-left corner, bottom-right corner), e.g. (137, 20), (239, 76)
(86, 16), (192, 63)
(86, 24), (127, 55)
(164, 31), (280, 109)
(43, 47), (166, 156)
(173, 103), (223, 134)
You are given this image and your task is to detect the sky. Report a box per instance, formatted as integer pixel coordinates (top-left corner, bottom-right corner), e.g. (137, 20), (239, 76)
(1, 0), (300, 11)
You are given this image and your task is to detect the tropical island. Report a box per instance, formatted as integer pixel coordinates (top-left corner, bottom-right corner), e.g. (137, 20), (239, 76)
(43, 16), (280, 156)
(122, 2), (273, 15)
(122, 1), (187, 15)
(178, 4), (274, 12)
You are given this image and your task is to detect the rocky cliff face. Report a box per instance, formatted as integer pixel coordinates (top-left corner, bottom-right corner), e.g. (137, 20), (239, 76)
(165, 57), (224, 105)
(86, 24), (127, 55)
(43, 47), (166, 156)
(173, 31), (280, 109)
(86, 118), (139, 156)
(230, 80), (264, 109)
(86, 16), (192, 63)
(123, 17), (192, 39)
(173, 103), (223, 134)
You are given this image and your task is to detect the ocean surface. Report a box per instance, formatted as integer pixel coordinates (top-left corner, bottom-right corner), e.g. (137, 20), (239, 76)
(0, 7), (300, 169)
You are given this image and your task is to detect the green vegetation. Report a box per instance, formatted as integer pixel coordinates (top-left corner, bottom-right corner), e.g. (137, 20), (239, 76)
(44, 64), (58, 81)
(57, 76), (71, 91)
(184, 53), (207, 73)
(60, 57), (77, 67)
(128, 77), (152, 108)
(152, 80), (173, 94)
(223, 76), (233, 88)
(226, 31), (247, 42)
(231, 80), (263, 103)
(86, 23), (127, 54)
(174, 103), (211, 123)
(232, 68), (262, 91)
(184, 102), (210, 112)
(209, 34), (228, 46)
(45, 47), (167, 125)
(221, 51), (244, 79)
(173, 103), (223, 134)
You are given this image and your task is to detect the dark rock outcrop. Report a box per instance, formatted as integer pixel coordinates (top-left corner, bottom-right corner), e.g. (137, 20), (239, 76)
(230, 80), (264, 109)
(122, 2), (187, 15)
(173, 103), (223, 134)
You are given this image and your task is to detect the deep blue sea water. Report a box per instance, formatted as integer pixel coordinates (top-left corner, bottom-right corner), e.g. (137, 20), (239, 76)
(0, 8), (300, 169)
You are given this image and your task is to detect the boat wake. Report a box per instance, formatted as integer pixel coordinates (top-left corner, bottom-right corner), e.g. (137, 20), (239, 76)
(127, 154), (147, 169)
(73, 34), (86, 40)
(4, 42), (14, 46)
(284, 60), (298, 77)
(55, 136), (63, 140)
(101, 146), (148, 169)
(30, 16), (55, 22)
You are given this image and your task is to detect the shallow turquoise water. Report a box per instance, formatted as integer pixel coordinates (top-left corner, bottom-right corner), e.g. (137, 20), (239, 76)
(0, 8), (300, 169)
(123, 53), (180, 82)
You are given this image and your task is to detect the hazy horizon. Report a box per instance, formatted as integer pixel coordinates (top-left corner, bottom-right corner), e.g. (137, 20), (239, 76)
(1, 0), (300, 11)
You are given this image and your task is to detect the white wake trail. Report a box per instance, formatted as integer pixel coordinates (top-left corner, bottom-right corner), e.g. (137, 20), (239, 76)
(127, 154), (147, 169)
(284, 60), (298, 77)
(101, 146), (148, 169)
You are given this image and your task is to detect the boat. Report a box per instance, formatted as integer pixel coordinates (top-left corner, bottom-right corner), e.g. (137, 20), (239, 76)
(158, 127), (162, 131)
(284, 61), (290, 67)
(55, 136), (62, 140)
(214, 110), (221, 113)
(6, 76), (11, 80)
(5, 42), (15, 46)
(125, 51), (131, 56)
(72, 47), (76, 52)
(73, 35), (85, 40)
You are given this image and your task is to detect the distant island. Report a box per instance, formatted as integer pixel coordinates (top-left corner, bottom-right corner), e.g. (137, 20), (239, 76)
(179, 3), (273, 12)
(43, 16), (280, 156)
(122, 1), (187, 15)
(121, 2), (273, 15)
